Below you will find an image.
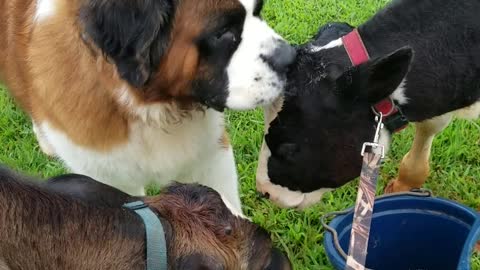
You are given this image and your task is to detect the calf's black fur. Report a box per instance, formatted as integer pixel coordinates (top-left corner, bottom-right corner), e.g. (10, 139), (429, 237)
(259, 0), (480, 208)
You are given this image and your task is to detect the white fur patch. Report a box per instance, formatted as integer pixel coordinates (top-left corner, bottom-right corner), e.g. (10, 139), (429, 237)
(238, 0), (255, 11)
(226, 1), (288, 110)
(116, 85), (187, 125)
(391, 79), (409, 105)
(221, 194), (246, 219)
(260, 180), (332, 209)
(40, 109), (243, 213)
(35, 0), (56, 22)
(191, 144), (242, 213)
(454, 101), (480, 119)
(32, 121), (56, 156)
(310, 38), (343, 52)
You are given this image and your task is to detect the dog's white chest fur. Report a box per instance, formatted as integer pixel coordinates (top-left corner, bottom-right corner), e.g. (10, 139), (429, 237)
(40, 109), (229, 194)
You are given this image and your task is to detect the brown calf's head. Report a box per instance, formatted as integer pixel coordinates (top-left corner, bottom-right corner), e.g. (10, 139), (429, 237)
(146, 183), (292, 270)
(80, 0), (296, 111)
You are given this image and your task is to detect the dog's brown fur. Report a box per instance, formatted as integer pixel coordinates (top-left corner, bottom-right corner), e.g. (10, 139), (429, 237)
(0, 168), (291, 270)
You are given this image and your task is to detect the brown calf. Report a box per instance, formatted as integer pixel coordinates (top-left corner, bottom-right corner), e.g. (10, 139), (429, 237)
(0, 167), (291, 270)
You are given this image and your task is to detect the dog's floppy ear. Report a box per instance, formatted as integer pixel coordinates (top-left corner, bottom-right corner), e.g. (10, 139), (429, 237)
(80, 0), (174, 88)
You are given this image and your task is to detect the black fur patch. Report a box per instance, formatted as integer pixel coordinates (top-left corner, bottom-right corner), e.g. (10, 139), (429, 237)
(253, 0), (264, 17)
(80, 0), (174, 88)
(191, 9), (246, 110)
(46, 174), (136, 207)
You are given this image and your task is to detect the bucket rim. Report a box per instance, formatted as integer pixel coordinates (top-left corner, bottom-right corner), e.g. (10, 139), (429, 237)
(322, 192), (480, 270)
(458, 219), (480, 269)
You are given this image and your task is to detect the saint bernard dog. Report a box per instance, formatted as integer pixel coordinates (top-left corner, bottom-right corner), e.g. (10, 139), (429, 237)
(0, 0), (296, 213)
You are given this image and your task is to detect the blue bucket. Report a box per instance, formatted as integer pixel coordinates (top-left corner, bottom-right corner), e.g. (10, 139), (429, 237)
(323, 192), (480, 270)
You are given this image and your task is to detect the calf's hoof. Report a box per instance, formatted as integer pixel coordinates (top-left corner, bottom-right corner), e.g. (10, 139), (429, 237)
(384, 178), (418, 194)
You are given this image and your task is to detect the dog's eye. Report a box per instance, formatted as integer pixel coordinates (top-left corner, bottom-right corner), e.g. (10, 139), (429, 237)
(215, 28), (237, 43)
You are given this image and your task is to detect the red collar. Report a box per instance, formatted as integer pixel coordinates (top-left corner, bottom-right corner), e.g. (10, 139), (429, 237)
(341, 29), (408, 132)
(342, 29), (370, 66)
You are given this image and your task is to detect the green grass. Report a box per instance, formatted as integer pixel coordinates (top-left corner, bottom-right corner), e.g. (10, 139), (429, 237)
(0, 0), (479, 269)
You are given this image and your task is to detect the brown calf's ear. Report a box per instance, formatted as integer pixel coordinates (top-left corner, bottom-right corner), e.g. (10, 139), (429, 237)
(175, 254), (224, 270)
(365, 46), (413, 104)
(79, 0), (174, 88)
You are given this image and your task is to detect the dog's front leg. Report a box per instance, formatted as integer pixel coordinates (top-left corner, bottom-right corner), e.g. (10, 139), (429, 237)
(192, 137), (243, 216)
(385, 113), (452, 193)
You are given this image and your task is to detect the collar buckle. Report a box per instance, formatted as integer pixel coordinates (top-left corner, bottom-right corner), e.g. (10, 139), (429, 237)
(361, 113), (385, 158)
(372, 97), (409, 133)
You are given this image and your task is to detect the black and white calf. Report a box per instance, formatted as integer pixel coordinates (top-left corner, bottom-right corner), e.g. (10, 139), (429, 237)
(256, 0), (480, 209)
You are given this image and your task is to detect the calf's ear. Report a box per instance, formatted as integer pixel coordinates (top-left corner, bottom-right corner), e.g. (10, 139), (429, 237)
(334, 46), (413, 103)
(364, 46), (413, 103)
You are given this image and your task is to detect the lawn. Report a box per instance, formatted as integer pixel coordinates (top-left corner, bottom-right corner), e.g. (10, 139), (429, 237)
(0, 0), (479, 269)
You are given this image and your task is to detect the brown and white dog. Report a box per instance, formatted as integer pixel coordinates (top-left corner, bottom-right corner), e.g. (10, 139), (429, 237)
(0, 166), (292, 269)
(0, 0), (296, 212)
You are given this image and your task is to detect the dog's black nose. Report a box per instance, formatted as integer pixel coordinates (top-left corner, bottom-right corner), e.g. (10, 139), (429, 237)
(262, 41), (297, 73)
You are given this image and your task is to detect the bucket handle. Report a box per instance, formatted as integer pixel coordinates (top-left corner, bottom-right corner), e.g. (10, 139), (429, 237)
(320, 189), (433, 269)
(457, 217), (480, 270)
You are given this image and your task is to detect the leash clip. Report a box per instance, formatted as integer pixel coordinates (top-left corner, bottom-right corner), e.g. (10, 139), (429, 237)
(361, 113), (385, 158)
